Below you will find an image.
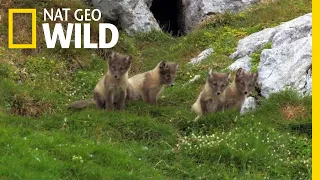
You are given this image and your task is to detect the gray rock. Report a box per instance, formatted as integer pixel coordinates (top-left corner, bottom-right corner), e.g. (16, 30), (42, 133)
(92, 0), (160, 34)
(240, 97), (257, 114)
(189, 75), (201, 83)
(183, 0), (261, 33)
(189, 48), (214, 64)
(305, 67), (312, 96)
(144, 0), (153, 8)
(93, 0), (262, 34)
(230, 13), (312, 60)
(229, 28), (277, 59)
(229, 13), (312, 97)
(228, 55), (252, 72)
(183, 75), (201, 86)
(258, 35), (312, 97)
(92, 0), (118, 21)
(272, 13), (312, 47)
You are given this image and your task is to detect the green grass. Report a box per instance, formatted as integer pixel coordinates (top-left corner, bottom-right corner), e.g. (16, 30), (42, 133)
(250, 42), (273, 72)
(0, 0), (312, 179)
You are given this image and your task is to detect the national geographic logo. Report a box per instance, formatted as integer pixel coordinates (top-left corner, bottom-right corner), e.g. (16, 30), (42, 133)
(8, 9), (37, 48)
(8, 8), (119, 49)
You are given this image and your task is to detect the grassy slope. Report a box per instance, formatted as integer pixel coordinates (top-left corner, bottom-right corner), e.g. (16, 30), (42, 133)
(0, 0), (312, 179)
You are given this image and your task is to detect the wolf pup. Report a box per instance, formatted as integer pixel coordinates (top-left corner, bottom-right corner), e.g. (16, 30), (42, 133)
(192, 69), (230, 116)
(127, 61), (178, 104)
(70, 52), (132, 110)
(218, 68), (258, 112)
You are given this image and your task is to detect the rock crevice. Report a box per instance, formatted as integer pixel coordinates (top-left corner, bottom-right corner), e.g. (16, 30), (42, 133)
(92, 0), (261, 34)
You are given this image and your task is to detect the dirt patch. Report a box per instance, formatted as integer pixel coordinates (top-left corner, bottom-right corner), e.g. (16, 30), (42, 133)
(10, 93), (54, 118)
(281, 104), (307, 120)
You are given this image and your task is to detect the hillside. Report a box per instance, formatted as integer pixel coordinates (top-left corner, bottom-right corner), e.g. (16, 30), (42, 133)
(0, 0), (312, 179)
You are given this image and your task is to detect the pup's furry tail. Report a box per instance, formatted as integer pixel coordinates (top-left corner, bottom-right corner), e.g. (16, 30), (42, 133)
(70, 99), (95, 109)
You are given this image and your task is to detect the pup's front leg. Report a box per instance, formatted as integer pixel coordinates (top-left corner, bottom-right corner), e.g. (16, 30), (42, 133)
(105, 91), (114, 111)
(116, 90), (126, 110)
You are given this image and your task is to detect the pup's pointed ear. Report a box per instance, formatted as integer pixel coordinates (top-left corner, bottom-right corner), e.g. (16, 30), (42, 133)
(159, 61), (168, 69)
(208, 68), (214, 78)
(109, 51), (116, 60)
(126, 55), (132, 64)
(227, 73), (231, 81)
(209, 68), (214, 75)
(252, 72), (258, 81)
(236, 68), (244, 77)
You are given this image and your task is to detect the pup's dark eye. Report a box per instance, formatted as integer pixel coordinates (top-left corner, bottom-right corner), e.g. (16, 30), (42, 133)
(213, 83), (217, 86)
(221, 84), (226, 88)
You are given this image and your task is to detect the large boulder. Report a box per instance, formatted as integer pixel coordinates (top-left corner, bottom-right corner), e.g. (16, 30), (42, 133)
(182, 0), (261, 33)
(92, 0), (160, 34)
(229, 13), (312, 97)
(230, 13), (312, 60)
(92, 0), (262, 34)
(258, 35), (312, 97)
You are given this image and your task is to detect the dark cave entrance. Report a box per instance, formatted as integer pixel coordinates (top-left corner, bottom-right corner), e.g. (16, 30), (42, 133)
(150, 0), (184, 36)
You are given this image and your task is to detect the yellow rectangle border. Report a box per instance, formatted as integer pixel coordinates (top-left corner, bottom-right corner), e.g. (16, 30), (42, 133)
(8, 9), (37, 49)
(313, 0), (317, 179)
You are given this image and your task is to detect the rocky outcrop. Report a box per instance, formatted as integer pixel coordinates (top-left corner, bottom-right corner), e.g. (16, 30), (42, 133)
(182, 0), (261, 33)
(229, 28), (276, 59)
(228, 13), (312, 97)
(258, 35), (312, 97)
(92, 0), (160, 34)
(92, 0), (262, 34)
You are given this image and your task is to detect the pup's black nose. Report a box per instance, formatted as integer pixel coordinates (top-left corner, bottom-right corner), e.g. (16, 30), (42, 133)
(244, 91), (248, 94)
(217, 92), (221, 95)
(114, 75), (118, 78)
